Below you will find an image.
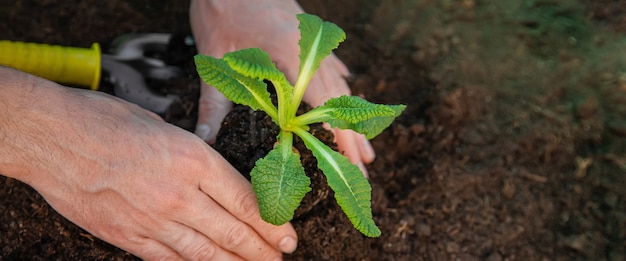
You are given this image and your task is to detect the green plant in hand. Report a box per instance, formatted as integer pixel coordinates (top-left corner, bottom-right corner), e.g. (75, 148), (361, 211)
(194, 14), (405, 237)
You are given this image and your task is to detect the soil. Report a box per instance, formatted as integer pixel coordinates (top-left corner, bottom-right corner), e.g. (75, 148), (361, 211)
(1, 0), (625, 260)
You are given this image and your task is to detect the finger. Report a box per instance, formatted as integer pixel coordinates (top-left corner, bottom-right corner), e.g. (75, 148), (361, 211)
(331, 127), (370, 178)
(67, 195), (186, 261)
(195, 82), (233, 144)
(355, 133), (376, 164)
(121, 236), (184, 261)
(173, 189), (283, 261)
(303, 58), (351, 107)
(330, 53), (350, 78)
(269, 43), (300, 85)
(198, 152), (299, 254)
(154, 218), (245, 261)
(328, 129), (376, 166)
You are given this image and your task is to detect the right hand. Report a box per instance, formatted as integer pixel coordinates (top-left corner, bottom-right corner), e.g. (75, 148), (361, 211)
(190, 0), (376, 176)
(189, 0), (304, 144)
(0, 68), (297, 260)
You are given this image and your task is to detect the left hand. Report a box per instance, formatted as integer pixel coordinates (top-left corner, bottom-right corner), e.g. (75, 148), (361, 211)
(0, 67), (298, 260)
(189, 0), (375, 176)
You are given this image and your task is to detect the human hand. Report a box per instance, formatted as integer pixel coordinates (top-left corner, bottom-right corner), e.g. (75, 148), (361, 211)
(0, 70), (297, 260)
(190, 0), (376, 176)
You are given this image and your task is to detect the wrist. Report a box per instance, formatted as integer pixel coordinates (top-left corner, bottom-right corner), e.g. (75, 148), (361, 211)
(0, 66), (68, 184)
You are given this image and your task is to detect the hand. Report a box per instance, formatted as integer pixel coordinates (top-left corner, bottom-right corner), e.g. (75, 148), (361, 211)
(0, 68), (297, 260)
(190, 0), (376, 176)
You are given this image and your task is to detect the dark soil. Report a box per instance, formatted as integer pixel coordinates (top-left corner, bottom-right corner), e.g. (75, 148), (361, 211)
(2, 0), (626, 260)
(213, 103), (335, 218)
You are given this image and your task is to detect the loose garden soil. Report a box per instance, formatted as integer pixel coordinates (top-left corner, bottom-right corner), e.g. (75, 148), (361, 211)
(1, 0), (625, 260)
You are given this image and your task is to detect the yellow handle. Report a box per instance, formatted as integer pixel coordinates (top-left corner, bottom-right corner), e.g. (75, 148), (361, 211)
(0, 41), (101, 90)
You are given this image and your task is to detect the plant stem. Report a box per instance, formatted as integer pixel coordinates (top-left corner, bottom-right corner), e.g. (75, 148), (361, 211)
(278, 129), (294, 156)
(274, 81), (290, 128)
(291, 108), (330, 126)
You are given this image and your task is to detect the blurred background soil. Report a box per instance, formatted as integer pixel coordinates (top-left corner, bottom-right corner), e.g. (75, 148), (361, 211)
(1, 0), (625, 260)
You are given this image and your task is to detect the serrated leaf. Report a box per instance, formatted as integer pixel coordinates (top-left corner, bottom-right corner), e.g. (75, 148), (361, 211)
(223, 48), (287, 83)
(223, 48), (294, 126)
(291, 13), (346, 112)
(294, 128), (381, 237)
(296, 13), (346, 83)
(194, 54), (277, 120)
(299, 95), (406, 139)
(324, 96), (406, 139)
(251, 135), (311, 225)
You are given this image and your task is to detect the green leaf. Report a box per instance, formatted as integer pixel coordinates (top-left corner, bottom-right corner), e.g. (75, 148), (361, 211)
(296, 95), (406, 139)
(251, 132), (311, 225)
(291, 13), (346, 114)
(223, 48), (287, 83)
(223, 48), (294, 127)
(194, 54), (278, 120)
(296, 13), (345, 82)
(294, 127), (381, 237)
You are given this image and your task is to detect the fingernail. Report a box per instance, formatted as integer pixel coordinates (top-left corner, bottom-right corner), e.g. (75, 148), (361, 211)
(279, 236), (297, 254)
(194, 124), (211, 141)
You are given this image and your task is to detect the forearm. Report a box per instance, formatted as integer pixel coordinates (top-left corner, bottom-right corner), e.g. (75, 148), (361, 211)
(0, 66), (76, 185)
(1, 67), (44, 178)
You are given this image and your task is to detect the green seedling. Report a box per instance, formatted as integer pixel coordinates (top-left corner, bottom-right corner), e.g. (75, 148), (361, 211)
(194, 14), (405, 237)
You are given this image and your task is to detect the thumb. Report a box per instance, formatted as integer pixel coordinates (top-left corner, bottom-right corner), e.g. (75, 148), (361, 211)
(194, 82), (233, 144)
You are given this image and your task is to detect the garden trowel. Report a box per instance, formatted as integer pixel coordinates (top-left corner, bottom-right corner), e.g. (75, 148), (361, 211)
(0, 33), (194, 115)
